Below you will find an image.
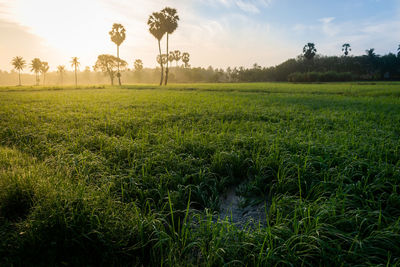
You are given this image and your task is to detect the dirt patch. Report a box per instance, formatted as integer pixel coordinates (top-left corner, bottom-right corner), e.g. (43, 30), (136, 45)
(218, 185), (268, 228)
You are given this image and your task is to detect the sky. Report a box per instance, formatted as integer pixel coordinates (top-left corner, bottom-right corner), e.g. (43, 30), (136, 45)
(0, 0), (399, 72)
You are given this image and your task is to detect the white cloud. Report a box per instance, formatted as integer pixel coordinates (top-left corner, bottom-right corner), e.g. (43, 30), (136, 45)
(319, 17), (335, 24)
(200, 0), (273, 13)
(235, 0), (260, 13)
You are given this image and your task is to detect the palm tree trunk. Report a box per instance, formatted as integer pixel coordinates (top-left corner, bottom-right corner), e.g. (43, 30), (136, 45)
(165, 33), (169, 86)
(18, 70), (21, 86)
(158, 40), (164, 86)
(75, 66), (77, 88)
(117, 45), (121, 86)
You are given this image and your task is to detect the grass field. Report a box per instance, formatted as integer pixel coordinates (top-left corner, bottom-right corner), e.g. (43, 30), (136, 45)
(1, 82), (400, 266)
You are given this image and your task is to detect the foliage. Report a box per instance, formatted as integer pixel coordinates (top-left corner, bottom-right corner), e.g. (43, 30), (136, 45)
(156, 54), (168, 65)
(182, 52), (190, 68)
(30, 58), (42, 86)
(147, 12), (166, 41)
(11, 56), (26, 72)
(70, 57), (80, 69)
(57, 65), (66, 85)
(303, 43), (317, 60)
(173, 50), (181, 66)
(134, 59), (143, 71)
(109, 23), (126, 86)
(168, 51), (175, 63)
(40, 62), (49, 85)
(288, 71), (353, 82)
(70, 57), (80, 87)
(148, 11), (167, 86)
(11, 56), (26, 86)
(161, 7), (179, 85)
(3, 48), (400, 85)
(342, 43), (351, 56)
(109, 23), (126, 47)
(93, 54), (127, 85)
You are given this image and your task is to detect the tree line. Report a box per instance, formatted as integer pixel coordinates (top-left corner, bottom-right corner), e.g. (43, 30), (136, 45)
(8, 7), (190, 87)
(7, 9), (400, 86)
(233, 43), (400, 82)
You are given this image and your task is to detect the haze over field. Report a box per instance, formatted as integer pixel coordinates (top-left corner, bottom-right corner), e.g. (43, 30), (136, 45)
(0, 0), (399, 71)
(2, 0), (400, 266)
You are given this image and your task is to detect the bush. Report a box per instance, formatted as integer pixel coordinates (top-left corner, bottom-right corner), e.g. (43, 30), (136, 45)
(288, 71), (353, 82)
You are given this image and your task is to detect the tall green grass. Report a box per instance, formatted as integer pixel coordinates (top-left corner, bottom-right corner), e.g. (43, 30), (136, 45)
(1, 82), (400, 265)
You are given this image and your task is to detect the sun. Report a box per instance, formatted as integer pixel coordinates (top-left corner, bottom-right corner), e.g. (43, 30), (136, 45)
(10, 0), (118, 64)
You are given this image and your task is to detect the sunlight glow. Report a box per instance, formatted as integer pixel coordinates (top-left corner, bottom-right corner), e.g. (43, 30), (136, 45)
(11, 0), (118, 61)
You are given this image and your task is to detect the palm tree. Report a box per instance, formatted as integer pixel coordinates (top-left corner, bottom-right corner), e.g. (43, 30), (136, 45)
(11, 56), (26, 86)
(40, 61), (49, 85)
(365, 48), (377, 75)
(168, 51), (175, 67)
(397, 44), (400, 58)
(342, 43), (351, 56)
(70, 57), (80, 87)
(303, 43), (317, 60)
(182, 52), (190, 68)
(134, 59), (143, 72)
(366, 48), (376, 58)
(161, 7), (179, 85)
(157, 54), (168, 66)
(133, 59), (144, 83)
(57, 65), (66, 85)
(30, 58), (42, 86)
(148, 11), (167, 86)
(303, 43), (317, 72)
(109, 23), (126, 86)
(173, 50), (181, 67)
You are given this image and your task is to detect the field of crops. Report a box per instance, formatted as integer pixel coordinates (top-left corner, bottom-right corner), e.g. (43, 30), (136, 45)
(1, 82), (400, 266)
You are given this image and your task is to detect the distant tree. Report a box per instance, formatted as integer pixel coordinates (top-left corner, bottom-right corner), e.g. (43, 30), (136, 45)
(226, 67), (232, 82)
(109, 23), (126, 86)
(57, 65), (66, 85)
(173, 50), (181, 67)
(11, 56), (26, 86)
(148, 12), (167, 86)
(182, 52), (190, 68)
(134, 59), (144, 83)
(134, 59), (143, 72)
(94, 54), (127, 85)
(365, 48), (378, 75)
(380, 53), (398, 79)
(397, 44), (400, 58)
(83, 66), (91, 82)
(342, 43), (351, 56)
(303, 43), (317, 60)
(40, 61), (49, 85)
(161, 7), (179, 85)
(157, 54), (168, 66)
(366, 48), (376, 58)
(168, 51), (175, 67)
(30, 58), (42, 86)
(70, 57), (80, 87)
